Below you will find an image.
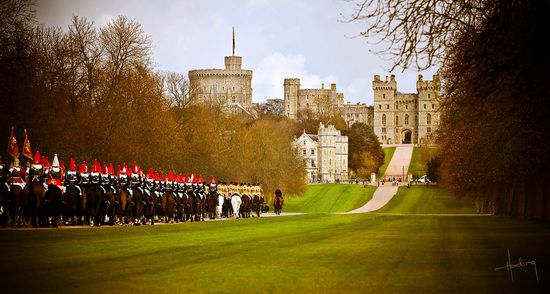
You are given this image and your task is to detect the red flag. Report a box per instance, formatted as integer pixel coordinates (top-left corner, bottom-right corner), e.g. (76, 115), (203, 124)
(7, 126), (20, 159)
(23, 129), (32, 160)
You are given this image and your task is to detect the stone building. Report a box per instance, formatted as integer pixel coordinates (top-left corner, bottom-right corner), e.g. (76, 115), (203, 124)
(284, 79), (344, 119)
(294, 123), (348, 183)
(373, 74), (440, 144)
(342, 102), (373, 127)
(188, 32), (253, 114)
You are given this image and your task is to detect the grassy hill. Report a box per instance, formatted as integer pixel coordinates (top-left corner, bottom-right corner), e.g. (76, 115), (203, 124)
(283, 184), (377, 213)
(376, 185), (477, 214)
(377, 147), (396, 177)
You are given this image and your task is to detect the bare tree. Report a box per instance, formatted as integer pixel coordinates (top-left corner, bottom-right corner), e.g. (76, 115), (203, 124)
(341, 0), (494, 71)
(0, 0), (35, 37)
(162, 71), (190, 108)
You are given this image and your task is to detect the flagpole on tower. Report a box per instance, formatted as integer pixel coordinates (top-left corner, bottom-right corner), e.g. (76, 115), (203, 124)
(232, 27), (235, 56)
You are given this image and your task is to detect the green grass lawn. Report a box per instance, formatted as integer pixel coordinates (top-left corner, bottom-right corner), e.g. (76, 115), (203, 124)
(377, 147), (396, 177)
(408, 147), (427, 176)
(284, 184), (376, 213)
(1, 214), (548, 293)
(376, 185), (477, 214)
(1, 185), (548, 293)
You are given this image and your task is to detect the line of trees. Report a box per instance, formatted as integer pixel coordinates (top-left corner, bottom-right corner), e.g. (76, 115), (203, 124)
(345, 0), (550, 219)
(0, 0), (306, 201)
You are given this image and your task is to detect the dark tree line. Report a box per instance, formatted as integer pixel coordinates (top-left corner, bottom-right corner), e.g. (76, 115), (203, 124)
(345, 0), (550, 219)
(0, 0), (306, 201)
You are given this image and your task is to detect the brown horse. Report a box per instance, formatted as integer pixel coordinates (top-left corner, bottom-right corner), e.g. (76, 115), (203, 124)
(45, 184), (64, 227)
(240, 195), (252, 218)
(274, 189), (284, 215)
(115, 187), (131, 224)
(161, 189), (176, 223)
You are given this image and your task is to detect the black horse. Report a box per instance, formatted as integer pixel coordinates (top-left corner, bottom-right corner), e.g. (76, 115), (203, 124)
(143, 187), (157, 225)
(45, 184), (64, 227)
(63, 183), (81, 225)
(206, 189), (218, 220)
(274, 189), (284, 215)
(84, 182), (104, 226)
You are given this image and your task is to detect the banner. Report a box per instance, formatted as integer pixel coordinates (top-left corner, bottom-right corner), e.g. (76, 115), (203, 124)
(23, 129), (32, 160)
(7, 126), (20, 159)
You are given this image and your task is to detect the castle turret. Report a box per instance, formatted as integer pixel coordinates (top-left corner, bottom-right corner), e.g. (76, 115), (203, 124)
(417, 74), (440, 144)
(373, 74), (397, 144)
(284, 78), (301, 119)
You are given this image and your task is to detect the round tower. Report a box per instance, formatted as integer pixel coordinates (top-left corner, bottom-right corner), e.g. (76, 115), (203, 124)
(284, 78), (301, 119)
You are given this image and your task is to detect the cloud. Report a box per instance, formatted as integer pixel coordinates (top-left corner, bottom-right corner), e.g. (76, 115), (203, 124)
(254, 52), (338, 101)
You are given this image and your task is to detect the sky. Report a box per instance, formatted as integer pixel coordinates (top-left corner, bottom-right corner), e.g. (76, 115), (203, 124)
(36, 0), (439, 105)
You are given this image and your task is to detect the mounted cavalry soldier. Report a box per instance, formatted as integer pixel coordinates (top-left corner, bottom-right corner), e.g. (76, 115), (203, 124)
(44, 154), (64, 227)
(63, 159), (82, 225)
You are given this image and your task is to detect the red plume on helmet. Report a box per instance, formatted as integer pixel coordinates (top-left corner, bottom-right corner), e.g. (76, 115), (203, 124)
(80, 161), (88, 174)
(102, 163), (108, 174)
(210, 176), (216, 185)
(198, 174), (203, 184)
(108, 163), (114, 175)
(120, 163), (128, 176)
(146, 168), (154, 179)
(33, 151), (41, 164)
(69, 159), (77, 172)
(132, 161), (138, 174)
(41, 156), (50, 168)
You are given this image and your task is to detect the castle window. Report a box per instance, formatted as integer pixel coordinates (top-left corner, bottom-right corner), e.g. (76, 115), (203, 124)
(382, 114), (386, 125)
(396, 105), (398, 109)
(379, 105), (381, 109)
(432, 104), (435, 109)
(382, 128), (386, 134)
(383, 94), (386, 99)
(405, 114), (409, 125)
(311, 149), (315, 155)
(395, 115), (399, 125)
(428, 94), (431, 99)
(427, 114), (432, 125)
(424, 104), (427, 109)
(303, 149), (306, 155)
(427, 127), (432, 133)
(386, 105), (389, 109)
(405, 105), (408, 109)
(232, 96), (236, 103)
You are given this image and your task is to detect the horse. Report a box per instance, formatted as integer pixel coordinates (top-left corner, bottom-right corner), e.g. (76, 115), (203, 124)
(274, 189), (284, 215)
(84, 182), (104, 226)
(216, 194), (224, 218)
(161, 189), (176, 223)
(102, 184), (116, 226)
(206, 190), (218, 220)
(143, 187), (157, 225)
(252, 195), (262, 217)
(45, 184), (64, 227)
(0, 175), (8, 227)
(231, 194), (242, 219)
(240, 194), (252, 218)
(130, 185), (144, 225)
(194, 188), (206, 222)
(63, 183), (81, 226)
(184, 187), (195, 222)
(222, 196), (233, 218)
(114, 187), (132, 224)
(26, 178), (46, 227)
